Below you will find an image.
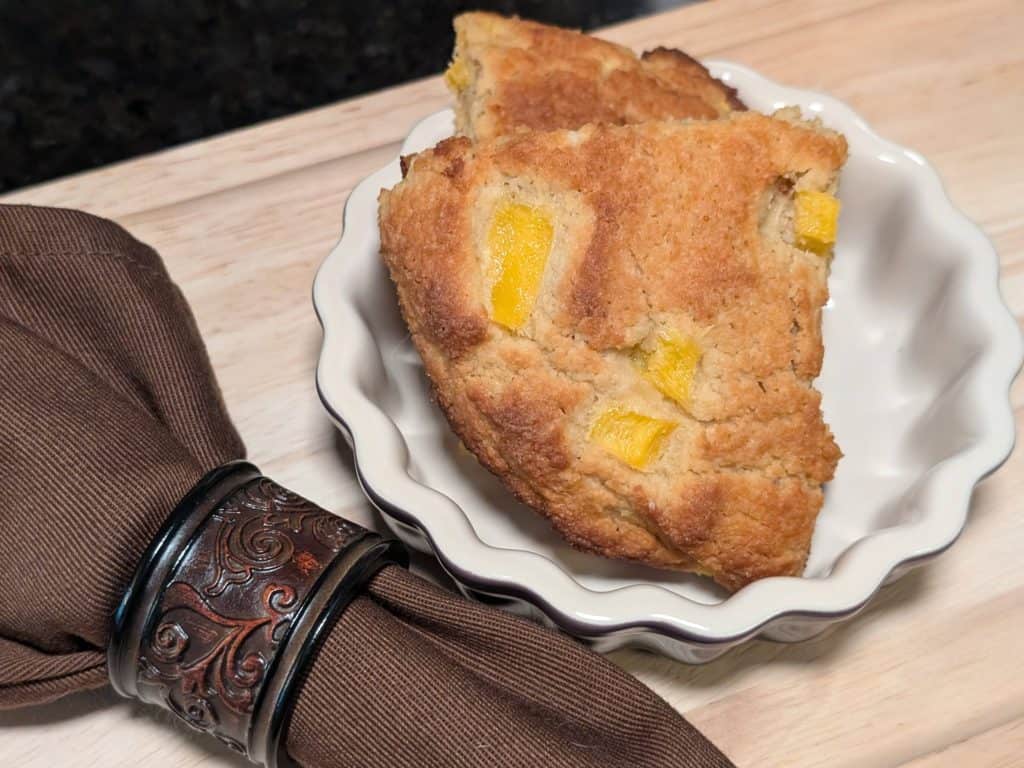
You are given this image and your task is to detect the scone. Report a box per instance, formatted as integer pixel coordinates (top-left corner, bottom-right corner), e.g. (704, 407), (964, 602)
(445, 12), (743, 141)
(379, 111), (845, 591)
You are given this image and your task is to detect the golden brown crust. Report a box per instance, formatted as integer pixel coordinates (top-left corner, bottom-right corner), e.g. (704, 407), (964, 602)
(450, 12), (744, 141)
(640, 47), (745, 112)
(379, 112), (847, 591)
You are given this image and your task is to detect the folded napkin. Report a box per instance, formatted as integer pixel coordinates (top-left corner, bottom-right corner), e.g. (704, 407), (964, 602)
(0, 204), (734, 768)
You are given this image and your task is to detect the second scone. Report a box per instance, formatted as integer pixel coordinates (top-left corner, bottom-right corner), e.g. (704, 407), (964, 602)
(379, 111), (845, 591)
(446, 12), (743, 140)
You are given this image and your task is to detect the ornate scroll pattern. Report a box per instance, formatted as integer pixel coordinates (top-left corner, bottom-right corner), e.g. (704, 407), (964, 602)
(201, 478), (362, 597)
(136, 477), (363, 752)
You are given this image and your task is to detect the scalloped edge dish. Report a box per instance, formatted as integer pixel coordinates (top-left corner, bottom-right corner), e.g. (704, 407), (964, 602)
(313, 61), (1022, 661)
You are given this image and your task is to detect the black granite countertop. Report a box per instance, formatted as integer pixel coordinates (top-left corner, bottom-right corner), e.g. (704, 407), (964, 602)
(0, 0), (691, 193)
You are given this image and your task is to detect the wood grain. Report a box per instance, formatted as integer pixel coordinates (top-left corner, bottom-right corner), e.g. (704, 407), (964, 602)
(2, 0), (1021, 765)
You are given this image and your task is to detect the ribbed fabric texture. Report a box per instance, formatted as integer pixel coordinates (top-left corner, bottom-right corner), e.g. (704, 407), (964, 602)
(0, 204), (735, 768)
(0, 204), (244, 706)
(291, 566), (734, 768)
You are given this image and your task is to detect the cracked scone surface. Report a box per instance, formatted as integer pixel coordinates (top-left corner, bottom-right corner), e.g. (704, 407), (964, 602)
(379, 112), (845, 591)
(447, 12), (743, 141)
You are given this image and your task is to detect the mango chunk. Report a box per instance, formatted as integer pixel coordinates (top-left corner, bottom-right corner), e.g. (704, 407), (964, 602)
(794, 190), (840, 254)
(589, 407), (677, 470)
(486, 201), (554, 330)
(641, 332), (701, 408)
(444, 56), (470, 92)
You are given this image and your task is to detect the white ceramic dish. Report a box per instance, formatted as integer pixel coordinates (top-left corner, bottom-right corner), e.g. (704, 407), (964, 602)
(314, 61), (1022, 662)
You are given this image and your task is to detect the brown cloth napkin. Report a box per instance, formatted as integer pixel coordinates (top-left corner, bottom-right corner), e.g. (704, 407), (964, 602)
(0, 204), (735, 768)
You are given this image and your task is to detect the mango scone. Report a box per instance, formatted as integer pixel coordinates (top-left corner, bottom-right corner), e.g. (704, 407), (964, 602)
(379, 111), (845, 591)
(446, 12), (744, 141)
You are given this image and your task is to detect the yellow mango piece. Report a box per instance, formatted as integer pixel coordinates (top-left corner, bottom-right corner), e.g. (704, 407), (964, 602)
(589, 407), (677, 470)
(444, 56), (470, 92)
(641, 333), (701, 408)
(794, 190), (840, 254)
(486, 202), (554, 330)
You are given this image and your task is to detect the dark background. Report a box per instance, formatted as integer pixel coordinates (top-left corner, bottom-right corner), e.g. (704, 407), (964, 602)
(0, 0), (689, 193)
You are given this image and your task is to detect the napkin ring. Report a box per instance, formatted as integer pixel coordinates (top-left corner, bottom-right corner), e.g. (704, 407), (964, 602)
(109, 460), (407, 767)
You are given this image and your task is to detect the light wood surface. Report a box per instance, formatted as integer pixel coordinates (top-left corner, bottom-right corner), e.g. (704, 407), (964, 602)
(3, 1), (1023, 765)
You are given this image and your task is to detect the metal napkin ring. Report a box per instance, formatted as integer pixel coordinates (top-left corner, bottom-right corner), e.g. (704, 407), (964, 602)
(109, 460), (407, 767)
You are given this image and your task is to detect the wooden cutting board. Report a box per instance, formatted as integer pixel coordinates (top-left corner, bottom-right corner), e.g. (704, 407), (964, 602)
(3, 1), (1023, 765)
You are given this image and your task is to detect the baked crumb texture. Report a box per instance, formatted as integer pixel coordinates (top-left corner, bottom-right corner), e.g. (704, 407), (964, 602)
(446, 11), (744, 141)
(380, 112), (846, 591)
